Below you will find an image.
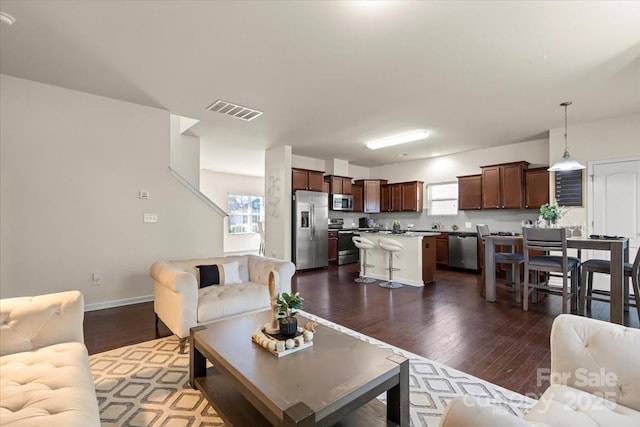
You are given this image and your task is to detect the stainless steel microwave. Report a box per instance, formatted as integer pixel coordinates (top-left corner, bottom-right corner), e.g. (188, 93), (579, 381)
(331, 194), (353, 211)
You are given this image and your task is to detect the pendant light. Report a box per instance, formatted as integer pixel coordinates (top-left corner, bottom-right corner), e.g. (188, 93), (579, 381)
(548, 101), (585, 172)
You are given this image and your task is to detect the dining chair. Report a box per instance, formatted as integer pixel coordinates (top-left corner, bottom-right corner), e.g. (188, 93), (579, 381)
(522, 227), (580, 313)
(579, 248), (640, 320)
(476, 225), (524, 302)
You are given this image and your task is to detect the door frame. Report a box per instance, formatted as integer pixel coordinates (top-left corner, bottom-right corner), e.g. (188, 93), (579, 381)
(587, 155), (640, 235)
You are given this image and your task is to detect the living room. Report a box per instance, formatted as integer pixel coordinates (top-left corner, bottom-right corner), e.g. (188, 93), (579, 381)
(1, 2), (639, 426)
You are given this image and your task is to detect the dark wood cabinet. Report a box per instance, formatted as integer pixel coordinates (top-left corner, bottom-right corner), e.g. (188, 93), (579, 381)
(328, 231), (338, 264)
(457, 174), (482, 210)
(325, 175), (353, 195)
(354, 179), (386, 213)
(352, 184), (364, 212)
(322, 181), (330, 194)
(436, 232), (449, 267)
(380, 184), (391, 212)
(401, 181), (423, 211)
(391, 184), (402, 211)
(525, 168), (550, 209)
(379, 181), (422, 212)
(364, 180), (380, 213)
(481, 162), (528, 209)
(292, 168), (324, 192)
(422, 236), (437, 284)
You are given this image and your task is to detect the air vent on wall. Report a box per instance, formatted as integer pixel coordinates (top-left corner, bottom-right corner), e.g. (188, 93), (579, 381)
(205, 100), (263, 121)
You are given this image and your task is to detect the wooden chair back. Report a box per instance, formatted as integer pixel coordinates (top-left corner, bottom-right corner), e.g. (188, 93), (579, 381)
(522, 227), (568, 271)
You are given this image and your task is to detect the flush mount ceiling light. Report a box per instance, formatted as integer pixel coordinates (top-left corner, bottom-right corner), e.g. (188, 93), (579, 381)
(0, 12), (16, 25)
(548, 102), (585, 172)
(366, 130), (430, 150)
(206, 99), (263, 121)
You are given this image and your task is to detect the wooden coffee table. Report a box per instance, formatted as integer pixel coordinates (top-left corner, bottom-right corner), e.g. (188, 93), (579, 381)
(189, 310), (409, 426)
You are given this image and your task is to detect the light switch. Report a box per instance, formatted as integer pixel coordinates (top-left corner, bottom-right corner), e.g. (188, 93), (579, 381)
(465, 222), (472, 229)
(139, 190), (150, 199)
(144, 213), (158, 223)
(92, 273), (102, 286)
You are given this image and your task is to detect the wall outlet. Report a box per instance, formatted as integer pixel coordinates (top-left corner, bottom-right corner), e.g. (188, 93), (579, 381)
(143, 213), (158, 223)
(92, 272), (102, 286)
(465, 222), (472, 229)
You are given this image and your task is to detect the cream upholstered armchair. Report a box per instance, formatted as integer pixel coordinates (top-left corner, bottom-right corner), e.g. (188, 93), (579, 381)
(151, 254), (295, 353)
(440, 314), (640, 427)
(0, 291), (100, 426)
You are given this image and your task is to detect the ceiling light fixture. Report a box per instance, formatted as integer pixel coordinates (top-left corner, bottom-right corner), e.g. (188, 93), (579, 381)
(548, 102), (585, 172)
(432, 152), (441, 157)
(366, 130), (430, 150)
(0, 12), (16, 25)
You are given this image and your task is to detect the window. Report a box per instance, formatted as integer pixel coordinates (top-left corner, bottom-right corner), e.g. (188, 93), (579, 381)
(427, 182), (458, 216)
(227, 194), (264, 234)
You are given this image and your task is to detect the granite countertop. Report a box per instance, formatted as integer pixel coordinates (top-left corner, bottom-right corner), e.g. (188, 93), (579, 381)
(357, 229), (440, 237)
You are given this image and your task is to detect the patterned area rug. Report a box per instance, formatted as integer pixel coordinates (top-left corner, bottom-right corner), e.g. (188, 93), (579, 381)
(90, 311), (535, 426)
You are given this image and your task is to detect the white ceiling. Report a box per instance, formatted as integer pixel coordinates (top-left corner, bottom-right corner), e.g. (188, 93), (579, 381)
(1, 1), (639, 169)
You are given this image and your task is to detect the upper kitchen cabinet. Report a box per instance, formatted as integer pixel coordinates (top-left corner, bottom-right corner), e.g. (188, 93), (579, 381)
(381, 181), (423, 212)
(292, 168), (325, 192)
(381, 183), (401, 212)
(481, 161), (529, 209)
(457, 174), (482, 210)
(525, 167), (550, 209)
(325, 175), (353, 195)
(352, 183), (364, 212)
(354, 179), (387, 213)
(401, 181), (424, 211)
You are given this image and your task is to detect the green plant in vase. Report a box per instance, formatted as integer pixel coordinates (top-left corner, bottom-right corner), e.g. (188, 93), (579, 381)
(275, 292), (303, 336)
(392, 220), (401, 233)
(539, 202), (565, 227)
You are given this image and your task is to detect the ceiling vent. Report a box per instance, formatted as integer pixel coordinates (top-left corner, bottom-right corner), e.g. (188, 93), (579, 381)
(205, 100), (263, 121)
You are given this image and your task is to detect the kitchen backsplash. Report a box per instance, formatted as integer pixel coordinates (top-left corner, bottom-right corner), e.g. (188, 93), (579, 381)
(329, 209), (540, 233)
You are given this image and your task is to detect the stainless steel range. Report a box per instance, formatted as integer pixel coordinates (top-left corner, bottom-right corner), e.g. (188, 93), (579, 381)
(328, 218), (360, 266)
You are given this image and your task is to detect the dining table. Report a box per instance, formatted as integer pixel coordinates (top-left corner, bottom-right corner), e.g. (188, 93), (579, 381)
(484, 234), (630, 324)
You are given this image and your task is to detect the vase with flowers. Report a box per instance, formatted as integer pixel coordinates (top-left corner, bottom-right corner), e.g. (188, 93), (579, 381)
(539, 202), (565, 228)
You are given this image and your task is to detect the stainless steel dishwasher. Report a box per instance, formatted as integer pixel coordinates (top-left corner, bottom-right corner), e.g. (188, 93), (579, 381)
(448, 232), (478, 270)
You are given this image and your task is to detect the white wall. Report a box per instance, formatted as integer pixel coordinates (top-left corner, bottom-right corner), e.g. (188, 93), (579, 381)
(349, 164), (370, 180)
(265, 146), (292, 260)
(200, 170), (264, 254)
(170, 114), (200, 187)
(0, 75), (224, 308)
(200, 137), (265, 177)
(370, 138), (549, 186)
(549, 112), (640, 225)
(292, 154), (325, 171)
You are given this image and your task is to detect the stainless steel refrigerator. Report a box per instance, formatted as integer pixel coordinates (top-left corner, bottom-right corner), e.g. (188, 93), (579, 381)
(292, 190), (328, 270)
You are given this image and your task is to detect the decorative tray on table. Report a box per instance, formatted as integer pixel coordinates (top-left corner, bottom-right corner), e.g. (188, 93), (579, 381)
(252, 325), (314, 358)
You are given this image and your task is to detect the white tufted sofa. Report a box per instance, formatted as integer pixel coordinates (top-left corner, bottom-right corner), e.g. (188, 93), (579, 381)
(440, 314), (640, 427)
(151, 254), (295, 353)
(0, 291), (100, 427)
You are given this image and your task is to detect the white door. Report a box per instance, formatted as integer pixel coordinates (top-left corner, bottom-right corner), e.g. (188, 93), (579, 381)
(590, 158), (640, 291)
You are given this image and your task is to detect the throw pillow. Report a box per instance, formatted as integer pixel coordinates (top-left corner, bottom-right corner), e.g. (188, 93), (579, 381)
(196, 264), (221, 288)
(222, 261), (242, 284)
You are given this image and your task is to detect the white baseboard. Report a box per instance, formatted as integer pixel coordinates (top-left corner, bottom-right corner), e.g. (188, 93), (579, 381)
(85, 294), (154, 312)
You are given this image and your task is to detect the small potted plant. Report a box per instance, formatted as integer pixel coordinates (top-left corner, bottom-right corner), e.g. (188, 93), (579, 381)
(275, 292), (303, 336)
(392, 220), (401, 233)
(539, 202), (565, 227)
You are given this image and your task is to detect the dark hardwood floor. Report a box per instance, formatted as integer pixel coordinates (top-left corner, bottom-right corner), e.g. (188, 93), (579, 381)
(84, 265), (638, 398)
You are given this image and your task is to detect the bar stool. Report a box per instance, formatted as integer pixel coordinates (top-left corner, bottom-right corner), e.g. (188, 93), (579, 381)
(378, 237), (403, 289)
(353, 236), (376, 283)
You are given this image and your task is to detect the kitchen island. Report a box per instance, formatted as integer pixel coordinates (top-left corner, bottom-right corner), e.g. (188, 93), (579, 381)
(358, 231), (440, 287)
